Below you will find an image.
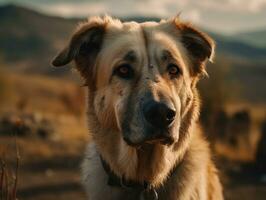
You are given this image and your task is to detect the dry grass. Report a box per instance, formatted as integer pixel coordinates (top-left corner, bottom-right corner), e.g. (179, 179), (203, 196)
(0, 72), (88, 199)
(0, 138), (20, 200)
(0, 72), (85, 116)
(0, 72), (87, 140)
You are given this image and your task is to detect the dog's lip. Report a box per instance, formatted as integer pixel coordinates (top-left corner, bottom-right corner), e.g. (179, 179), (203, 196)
(123, 134), (175, 147)
(145, 136), (175, 146)
(123, 136), (142, 148)
(160, 136), (175, 146)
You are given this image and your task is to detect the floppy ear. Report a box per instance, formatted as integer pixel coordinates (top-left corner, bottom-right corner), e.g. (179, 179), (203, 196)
(174, 18), (215, 76)
(52, 17), (107, 77)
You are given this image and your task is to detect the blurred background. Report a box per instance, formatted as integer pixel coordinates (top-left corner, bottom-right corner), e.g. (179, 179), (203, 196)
(0, 0), (265, 199)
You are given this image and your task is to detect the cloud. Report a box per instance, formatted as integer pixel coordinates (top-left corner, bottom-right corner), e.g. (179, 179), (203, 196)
(1, 0), (266, 33)
(249, 0), (266, 12)
(3, 0), (266, 17)
(32, 0), (176, 17)
(33, 0), (202, 21)
(182, 9), (201, 23)
(38, 2), (108, 17)
(196, 0), (266, 13)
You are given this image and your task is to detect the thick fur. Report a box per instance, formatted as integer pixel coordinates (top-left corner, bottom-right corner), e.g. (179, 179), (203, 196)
(52, 16), (223, 200)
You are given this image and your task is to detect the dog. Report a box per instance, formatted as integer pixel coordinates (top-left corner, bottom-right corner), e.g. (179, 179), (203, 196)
(52, 16), (223, 200)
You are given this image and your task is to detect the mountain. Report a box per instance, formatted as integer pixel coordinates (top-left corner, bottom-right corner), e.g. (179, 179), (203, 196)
(0, 4), (78, 75)
(214, 35), (266, 61)
(0, 4), (265, 102)
(0, 4), (265, 73)
(232, 29), (266, 48)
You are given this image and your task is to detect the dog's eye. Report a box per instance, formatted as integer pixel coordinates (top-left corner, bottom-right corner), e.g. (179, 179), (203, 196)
(167, 64), (181, 77)
(114, 64), (134, 79)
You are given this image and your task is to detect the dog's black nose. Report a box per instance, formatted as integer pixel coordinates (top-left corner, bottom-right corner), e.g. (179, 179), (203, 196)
(143, 101), (176, 129)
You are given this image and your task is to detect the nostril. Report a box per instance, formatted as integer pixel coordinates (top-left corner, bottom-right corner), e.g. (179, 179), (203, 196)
(166, 109), (176, 124)
(166, 109), (176, 122)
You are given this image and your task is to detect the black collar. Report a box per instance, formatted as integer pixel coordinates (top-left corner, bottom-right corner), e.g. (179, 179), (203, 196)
(100, 156), (159, 200)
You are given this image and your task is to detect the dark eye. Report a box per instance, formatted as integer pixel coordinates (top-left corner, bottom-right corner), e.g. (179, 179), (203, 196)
(167, 64), (181, 77)
(114, 64), (134, 79)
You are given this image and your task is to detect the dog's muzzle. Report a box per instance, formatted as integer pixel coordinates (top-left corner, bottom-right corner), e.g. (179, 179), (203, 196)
(122, 99), (177, 147)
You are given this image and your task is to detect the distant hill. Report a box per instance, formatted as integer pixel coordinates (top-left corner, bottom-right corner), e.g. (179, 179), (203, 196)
(0, 4), (77, 75)
(0, 4), (265, 102)
(213, 35), (266, 61)
(232, 29), (266, 48)
(0, 4), (265, 73)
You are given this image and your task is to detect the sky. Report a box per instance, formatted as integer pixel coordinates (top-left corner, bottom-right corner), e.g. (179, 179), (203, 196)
(1, 0), (266, 34)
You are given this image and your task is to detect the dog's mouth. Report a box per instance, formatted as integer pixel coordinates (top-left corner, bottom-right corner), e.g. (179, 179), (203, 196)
(123, 129), (176, 147)
(145, 136), (175, 146)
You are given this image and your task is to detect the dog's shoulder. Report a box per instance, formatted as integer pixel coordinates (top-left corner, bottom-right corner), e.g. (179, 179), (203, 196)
(161, 125), (223, 200)
(191, 125), (224, 200)
(207, 161), (224, 200)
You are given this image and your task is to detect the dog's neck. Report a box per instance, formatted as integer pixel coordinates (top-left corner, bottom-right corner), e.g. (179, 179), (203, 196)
(100, 155), (160, 200)
(100, 152), (193, 200)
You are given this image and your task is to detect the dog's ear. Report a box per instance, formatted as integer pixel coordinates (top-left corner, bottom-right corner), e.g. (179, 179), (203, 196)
(52, 17), (107, 76)
(173, 18), (215, 76)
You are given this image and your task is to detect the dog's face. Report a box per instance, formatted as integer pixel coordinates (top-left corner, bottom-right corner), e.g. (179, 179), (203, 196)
(53, 16), (214, 147)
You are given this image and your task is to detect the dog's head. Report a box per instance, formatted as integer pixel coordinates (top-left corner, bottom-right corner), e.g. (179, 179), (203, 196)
(52, 16), (214, 147)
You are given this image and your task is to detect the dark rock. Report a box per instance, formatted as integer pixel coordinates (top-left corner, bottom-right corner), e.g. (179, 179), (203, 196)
(0, 112), (54, 139)
(256, 120), (266, 167)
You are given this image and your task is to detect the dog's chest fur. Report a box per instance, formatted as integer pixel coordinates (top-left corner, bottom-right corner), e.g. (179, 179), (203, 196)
(81, 128), (221, 200)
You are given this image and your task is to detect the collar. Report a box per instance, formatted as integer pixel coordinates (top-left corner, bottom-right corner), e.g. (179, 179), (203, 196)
(100, 156), (159, 200)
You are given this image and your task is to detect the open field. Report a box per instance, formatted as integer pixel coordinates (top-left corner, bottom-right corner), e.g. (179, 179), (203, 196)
(0, 72), (266, 199)
(0, 72), (88, 199)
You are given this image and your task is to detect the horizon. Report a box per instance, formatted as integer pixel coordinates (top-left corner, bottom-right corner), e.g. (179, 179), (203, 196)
(0, 0), (266, 35)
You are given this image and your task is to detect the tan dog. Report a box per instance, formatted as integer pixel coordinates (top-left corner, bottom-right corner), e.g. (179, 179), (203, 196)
(52, 16), (223, 200)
